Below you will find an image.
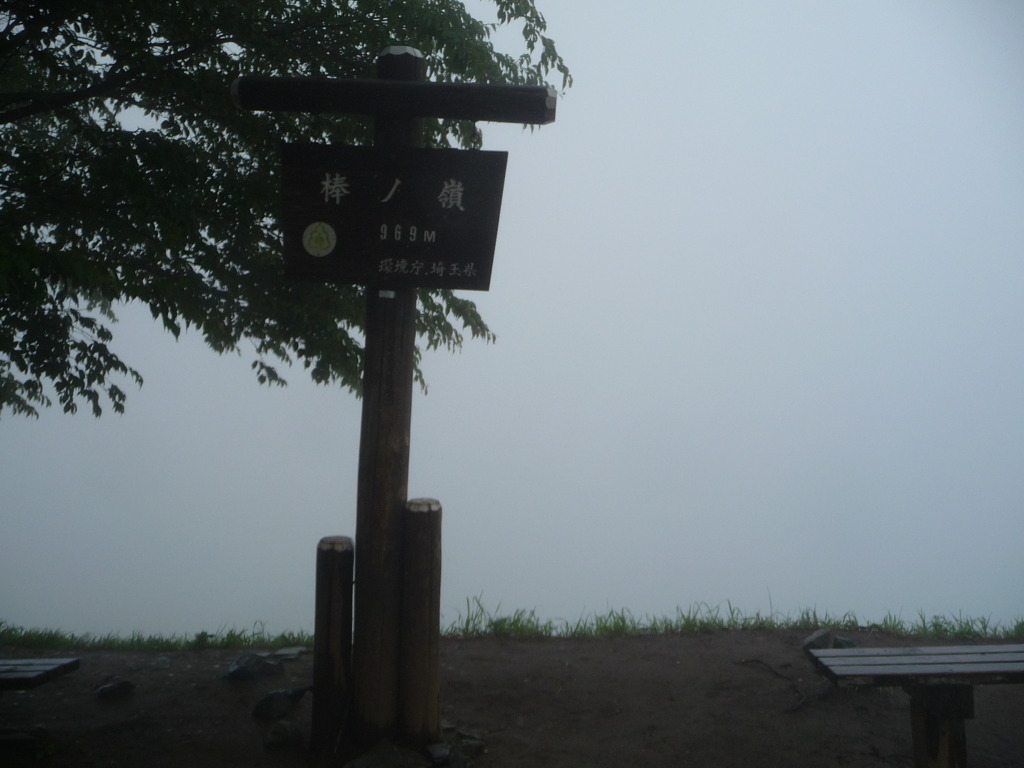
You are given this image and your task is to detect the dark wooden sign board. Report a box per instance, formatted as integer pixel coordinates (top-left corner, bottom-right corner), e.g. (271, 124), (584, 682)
(282, 144), (507, 290)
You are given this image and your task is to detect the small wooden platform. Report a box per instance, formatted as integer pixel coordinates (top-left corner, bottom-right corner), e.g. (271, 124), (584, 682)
(808, 644), (1024, 768)
(0, 658), (80, 691)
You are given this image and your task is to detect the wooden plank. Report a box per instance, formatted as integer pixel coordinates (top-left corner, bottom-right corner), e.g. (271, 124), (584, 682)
(0, 658), (80, 690)
(813, 644), (1024, 658)
(807, 645), (1024, 688)
(821, 652), (1024, 667)
(232, 76), (557, 125)
(823, 663), (1024, 684)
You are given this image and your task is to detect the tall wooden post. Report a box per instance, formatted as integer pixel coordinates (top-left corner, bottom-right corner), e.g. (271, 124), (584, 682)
(350, 46), (425, 745)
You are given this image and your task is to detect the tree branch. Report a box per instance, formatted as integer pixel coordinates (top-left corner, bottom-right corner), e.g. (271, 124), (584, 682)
(0, 67), (137, 123)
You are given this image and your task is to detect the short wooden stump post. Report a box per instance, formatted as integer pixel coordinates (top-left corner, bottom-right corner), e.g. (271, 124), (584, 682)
(311, 535), (354, 757)
(399, 498), (442, 746)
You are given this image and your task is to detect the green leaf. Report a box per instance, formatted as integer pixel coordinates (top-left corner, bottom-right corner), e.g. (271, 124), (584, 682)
(0, 0), (570, 417)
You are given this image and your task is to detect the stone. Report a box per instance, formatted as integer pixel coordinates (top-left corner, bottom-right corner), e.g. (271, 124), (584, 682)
(270, 646), (310, 660)
(425, 743), (452, 764)
(425, 743), (471, 767)
(802, 629), (856, 652)
(224, 654), (284, 680)
(802, 629), (835, 650)
(95, 679), (135, 700)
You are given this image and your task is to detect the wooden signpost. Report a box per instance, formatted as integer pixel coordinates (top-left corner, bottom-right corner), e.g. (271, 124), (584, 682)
(233, 45), (555, 753)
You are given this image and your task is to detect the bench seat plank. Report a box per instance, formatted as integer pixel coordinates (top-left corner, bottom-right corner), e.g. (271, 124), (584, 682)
(820, 652), (1024, 666)
(812, 643), (1024, 659)
(817, 662), (1024, 686)
(808, 644), (1024, 687)
(0, 658), (81, 690)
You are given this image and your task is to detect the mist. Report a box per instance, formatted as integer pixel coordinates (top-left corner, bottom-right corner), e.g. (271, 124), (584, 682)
(3, 0), (1023, 636)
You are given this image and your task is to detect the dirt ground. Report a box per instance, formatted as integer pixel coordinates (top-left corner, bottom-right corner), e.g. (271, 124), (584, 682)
(3, 629), (1023, 767)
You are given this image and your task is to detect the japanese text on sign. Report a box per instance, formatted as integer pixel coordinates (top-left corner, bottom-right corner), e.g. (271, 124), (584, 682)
(281, 144), (507, 291)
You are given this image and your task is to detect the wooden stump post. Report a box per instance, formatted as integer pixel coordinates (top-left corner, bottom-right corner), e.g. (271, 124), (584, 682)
(399, 499), (442, 745)
(311, 536), (354, 757)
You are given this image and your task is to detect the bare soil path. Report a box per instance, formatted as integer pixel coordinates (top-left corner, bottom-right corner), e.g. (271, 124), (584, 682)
(3, 630), (1023, 767)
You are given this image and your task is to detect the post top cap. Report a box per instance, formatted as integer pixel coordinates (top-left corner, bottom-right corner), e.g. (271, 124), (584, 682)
(379, 46), (424, 60)
(407, 498), (442, 512)
(317, 536), (354, 552)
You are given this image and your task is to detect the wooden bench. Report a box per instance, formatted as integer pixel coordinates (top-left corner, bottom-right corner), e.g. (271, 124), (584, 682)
(0, 658), (81, 745)
(807, 643), (1024, 768)
(0, 658), (80, 691)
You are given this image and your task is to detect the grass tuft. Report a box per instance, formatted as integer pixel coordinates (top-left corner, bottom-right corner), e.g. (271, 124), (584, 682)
(3, 601), (1022, 650)
(442, 597), (1024, 642)
(0, 619), (313, 652)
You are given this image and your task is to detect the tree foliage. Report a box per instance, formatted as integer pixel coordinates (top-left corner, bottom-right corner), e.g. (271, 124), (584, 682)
(0, 0), (570, 417)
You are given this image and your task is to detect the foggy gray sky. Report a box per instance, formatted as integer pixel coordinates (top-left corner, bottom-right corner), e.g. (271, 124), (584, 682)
(3, 0), (1023, 637)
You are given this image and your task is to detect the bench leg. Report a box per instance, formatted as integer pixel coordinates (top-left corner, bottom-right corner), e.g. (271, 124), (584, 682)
(906, 685), (973, 768)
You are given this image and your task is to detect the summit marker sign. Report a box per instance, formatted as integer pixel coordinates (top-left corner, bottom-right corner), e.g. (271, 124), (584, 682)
(282, 144), (507, 290)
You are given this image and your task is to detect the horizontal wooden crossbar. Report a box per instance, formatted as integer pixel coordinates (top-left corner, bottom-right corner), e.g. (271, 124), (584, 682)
(232, 76), (557, 125)
(808, 644), (1024, 687)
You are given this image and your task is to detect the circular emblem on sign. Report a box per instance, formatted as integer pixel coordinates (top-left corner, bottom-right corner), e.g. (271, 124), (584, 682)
(302, 222), (337, 258)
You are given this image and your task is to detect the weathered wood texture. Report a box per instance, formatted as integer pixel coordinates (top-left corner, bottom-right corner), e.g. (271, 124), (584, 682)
(399, 498), (443, 745)
(350, 284), (419, 744)
(311, 535), (354, 756)
(808, 644), (1024, 687)
(910, 693), (968, 768)
(0, 658), (80, 690)
(232, 76), (556, 125)
(350, 47), (425, 746)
